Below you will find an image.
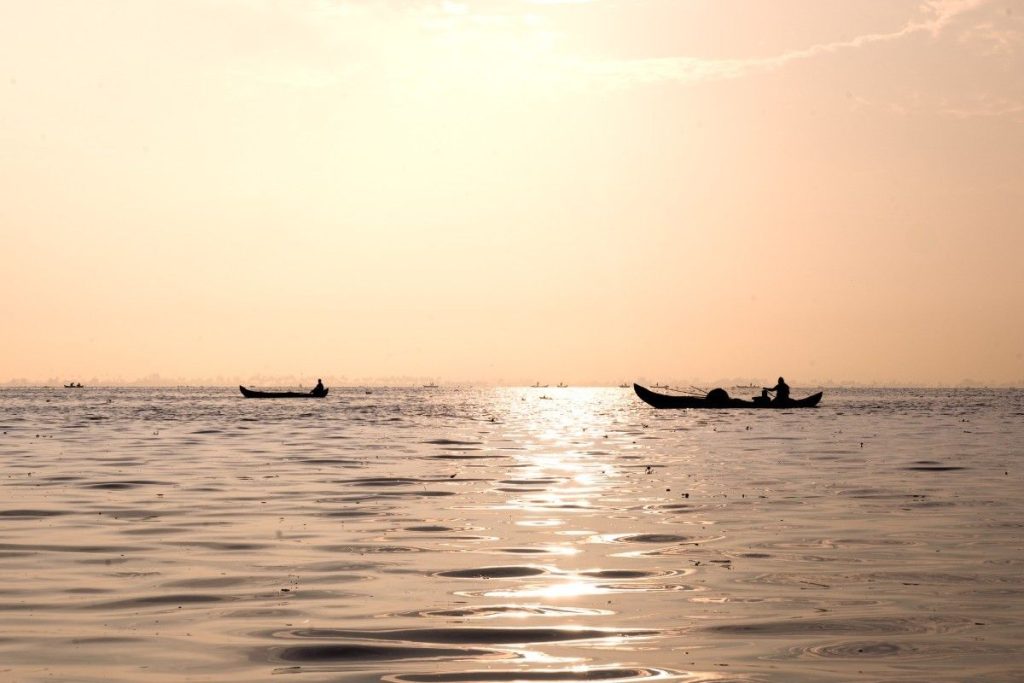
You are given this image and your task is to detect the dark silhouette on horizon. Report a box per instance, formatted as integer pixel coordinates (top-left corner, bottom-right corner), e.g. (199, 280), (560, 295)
(634, 379), (821, 409)
(240, 380), (329, 399)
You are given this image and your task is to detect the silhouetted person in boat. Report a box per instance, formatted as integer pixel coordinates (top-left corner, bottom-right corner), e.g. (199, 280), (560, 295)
(762, 377), (790, 404)
(311, 379), (325, 396)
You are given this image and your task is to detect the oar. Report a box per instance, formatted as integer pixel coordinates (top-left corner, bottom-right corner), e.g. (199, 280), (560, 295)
(664, 385), (705, 396)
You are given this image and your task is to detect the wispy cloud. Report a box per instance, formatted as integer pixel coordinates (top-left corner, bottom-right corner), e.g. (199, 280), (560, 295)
(944, 96), (1024, 120)
(213, 0), (1020, 119)
(578, 0), (992, 86)
(959, 19), (1024, 56)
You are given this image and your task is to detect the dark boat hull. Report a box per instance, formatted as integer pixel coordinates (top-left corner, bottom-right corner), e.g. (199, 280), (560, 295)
(240, 386), (328, 399)
(634, 384), (821, 409)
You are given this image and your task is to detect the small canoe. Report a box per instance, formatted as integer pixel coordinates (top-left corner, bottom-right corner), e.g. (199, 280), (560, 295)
(239, 385), (328, 399)
(634, 383), (822, 409)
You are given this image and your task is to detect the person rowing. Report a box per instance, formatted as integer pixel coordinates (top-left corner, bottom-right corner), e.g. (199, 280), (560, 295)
(762, 377), (790, 404)
(311, 379), (325, 396)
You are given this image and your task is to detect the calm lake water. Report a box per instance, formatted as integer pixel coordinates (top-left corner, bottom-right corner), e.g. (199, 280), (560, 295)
(1, 386), (1022, 682)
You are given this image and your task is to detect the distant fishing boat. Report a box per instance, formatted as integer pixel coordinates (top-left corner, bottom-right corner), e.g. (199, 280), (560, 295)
(423, 382), (438, 388)
(557, 382), (568, 388)
(618, 383), (629, 388)
(64, 382), (84, 388)
(634, 384), (822, 409)
(239, 385), (328, 399)
(531, 382), (548, 388)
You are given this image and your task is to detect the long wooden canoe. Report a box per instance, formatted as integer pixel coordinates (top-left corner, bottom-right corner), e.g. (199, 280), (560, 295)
(634, 383), (822, 409)
(239, 385), (328, 399)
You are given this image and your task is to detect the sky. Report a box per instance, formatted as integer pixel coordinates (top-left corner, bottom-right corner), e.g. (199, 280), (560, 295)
(1, 0), (1022, 386)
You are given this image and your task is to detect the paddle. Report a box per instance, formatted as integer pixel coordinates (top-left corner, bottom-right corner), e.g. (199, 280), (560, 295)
(662, 385), (706, 397)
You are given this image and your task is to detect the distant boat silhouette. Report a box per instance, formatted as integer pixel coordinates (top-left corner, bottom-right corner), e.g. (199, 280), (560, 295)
(423, 382), (438, 388)
(64, 382), (83, 388)
(531, 382), (548, 388)
(618, 383), (629, 388)
(240, 385), (328, 399)
(557, 382), (568, 388)
(634, 384), (822, 409)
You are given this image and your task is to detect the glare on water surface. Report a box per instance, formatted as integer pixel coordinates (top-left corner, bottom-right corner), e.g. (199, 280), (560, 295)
(0, 386), (1022, 682)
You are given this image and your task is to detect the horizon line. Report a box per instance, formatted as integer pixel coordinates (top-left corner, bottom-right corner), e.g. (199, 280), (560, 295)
(3, 382), (1021, 390)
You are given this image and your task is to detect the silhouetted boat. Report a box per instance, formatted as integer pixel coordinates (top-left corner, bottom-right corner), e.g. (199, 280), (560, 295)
(64, 383), (83, 388)
(239, 386), (328, 399)
(634, 384), (822, 409)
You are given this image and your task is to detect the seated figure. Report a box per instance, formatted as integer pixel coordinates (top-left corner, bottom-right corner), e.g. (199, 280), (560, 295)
(762, 377), (790, 404)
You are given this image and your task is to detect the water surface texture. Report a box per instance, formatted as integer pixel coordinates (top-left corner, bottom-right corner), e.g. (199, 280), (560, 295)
(1, 387), (1021, 682)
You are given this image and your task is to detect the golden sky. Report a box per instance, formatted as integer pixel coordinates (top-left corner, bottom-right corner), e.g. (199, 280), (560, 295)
(2, 0), (1022, 385)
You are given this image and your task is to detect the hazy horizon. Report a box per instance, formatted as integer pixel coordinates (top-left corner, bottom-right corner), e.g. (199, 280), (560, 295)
(5, 375), (1021, 389)
(3, 1), (1022, 386)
